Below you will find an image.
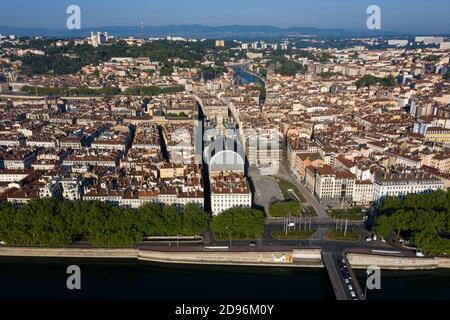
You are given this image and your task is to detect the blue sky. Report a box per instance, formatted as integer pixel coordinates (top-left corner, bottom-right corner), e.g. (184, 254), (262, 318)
(0, 0), (449, 34)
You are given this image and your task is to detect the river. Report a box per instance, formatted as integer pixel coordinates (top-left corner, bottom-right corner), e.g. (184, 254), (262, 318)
(233, 67), (262, 86)
(0, 258), (449, 300)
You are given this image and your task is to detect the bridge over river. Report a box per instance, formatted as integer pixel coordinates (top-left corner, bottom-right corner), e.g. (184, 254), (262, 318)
(321, 250), (365, 300)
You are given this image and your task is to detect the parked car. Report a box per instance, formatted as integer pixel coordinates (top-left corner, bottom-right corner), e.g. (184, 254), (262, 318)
(416, 251), (425, 257)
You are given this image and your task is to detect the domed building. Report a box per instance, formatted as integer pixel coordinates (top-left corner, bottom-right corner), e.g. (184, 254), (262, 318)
(204, 135), (252, 215)
(204, 135), (246, 177)
(209, 149), (245, 176)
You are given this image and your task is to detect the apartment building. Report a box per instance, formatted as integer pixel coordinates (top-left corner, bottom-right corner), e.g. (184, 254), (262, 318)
(286, 138), (318, 171)
(318, 146), (338, 167)
(3, 150), (35, 170)
(425, 127), (450, 144)
(39, 180), (62, 199)
(314, 165), (356, 203)
(210, 172), (252, 216)
(373, 171), (444, 201)
(84, 188), (204, 210)
(353, 180), (374, 206)
(0, 169), (30, 182)
(294, 153), (324, 181)
(60, 176), (82, 201)
(429, 154), (450, 173)
(244, 128), (282, 174)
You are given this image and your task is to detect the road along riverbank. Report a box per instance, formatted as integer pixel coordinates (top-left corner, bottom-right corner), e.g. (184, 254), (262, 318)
(347, 252), (450, 270)
(0, 247), (449, 270)
(0, 247), (137, 259)
(0, 247), (322, 268)
(138, 248), (323, 268)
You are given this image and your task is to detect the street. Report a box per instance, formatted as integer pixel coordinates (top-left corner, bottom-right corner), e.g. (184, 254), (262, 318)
(276, 159), (330, 219)
(248, 166), (284, 214)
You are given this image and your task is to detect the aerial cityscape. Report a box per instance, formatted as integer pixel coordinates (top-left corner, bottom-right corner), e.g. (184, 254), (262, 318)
(0, 0), (449, 309)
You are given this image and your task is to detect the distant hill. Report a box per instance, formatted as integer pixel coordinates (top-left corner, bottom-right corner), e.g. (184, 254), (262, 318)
(0, 24), (405, 39)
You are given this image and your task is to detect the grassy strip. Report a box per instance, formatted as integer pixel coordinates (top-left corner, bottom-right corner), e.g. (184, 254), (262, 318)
(275, 177), (306, 202)
(272, 230), (316, 240)
(269, 201), (301, 217)
(214, 234), (260, 241)
(304, 206), (318, 217)
(329, 208), (365, 221)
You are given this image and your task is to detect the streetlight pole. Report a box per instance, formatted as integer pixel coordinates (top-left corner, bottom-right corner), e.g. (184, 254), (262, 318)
(226, 226), (232, 250)
(344, 219), (348, 237)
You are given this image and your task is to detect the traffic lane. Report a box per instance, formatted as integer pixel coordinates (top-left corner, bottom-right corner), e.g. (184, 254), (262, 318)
(336, 255), (364, 300)
(264, 224), (395, 249)
(264, 223), (364, 233)
(322, 252), (351, 300)
(266, 219), (366, 227)
(336, 260), (357, 300)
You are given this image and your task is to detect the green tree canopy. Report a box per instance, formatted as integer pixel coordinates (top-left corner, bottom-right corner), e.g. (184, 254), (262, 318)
(211, 207), (265, 239)
(355, 75), (396, 88)
(0, 199), (209, 247)
(373, 190), (450, 255)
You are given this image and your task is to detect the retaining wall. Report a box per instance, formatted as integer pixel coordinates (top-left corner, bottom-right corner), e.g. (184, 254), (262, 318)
(346, 253), (450, 270)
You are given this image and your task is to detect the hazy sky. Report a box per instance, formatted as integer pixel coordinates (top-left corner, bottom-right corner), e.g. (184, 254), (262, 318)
(0, 0), (449, 34)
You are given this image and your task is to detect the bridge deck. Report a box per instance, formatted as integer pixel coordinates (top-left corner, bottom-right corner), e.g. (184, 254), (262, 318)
(322, 251), (365, 301)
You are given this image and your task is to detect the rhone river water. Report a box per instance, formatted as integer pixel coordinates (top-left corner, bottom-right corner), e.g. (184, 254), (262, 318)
(0, 258), (449, 300)
(233, 67), (261, 85)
